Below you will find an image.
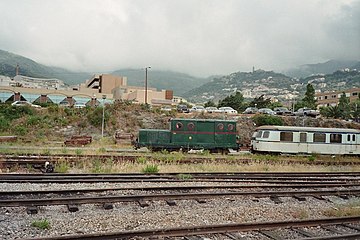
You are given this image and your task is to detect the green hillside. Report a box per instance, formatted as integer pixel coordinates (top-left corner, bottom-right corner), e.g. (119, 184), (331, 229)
(111, 69), (210, 96)
(0, 49), (91, 85)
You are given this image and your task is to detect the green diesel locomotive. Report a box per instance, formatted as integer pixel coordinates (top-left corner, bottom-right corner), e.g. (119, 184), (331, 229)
(134, 118), (239, 153)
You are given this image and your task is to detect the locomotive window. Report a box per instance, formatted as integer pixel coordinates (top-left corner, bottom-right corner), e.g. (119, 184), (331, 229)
(256, 131), (263, 138)
(263, 131), (270, 138)
(217, 123), (224, 130)
(330, 134), (342, 143)
(228, 124), (234, 131)
(347, 134), (351, 141)
(280, 132), (293, 142)
(176, 122), (183, 129)
(187, 122), (195, 131)
(313, 133), (326, 143)
(353, 135), (356, 141)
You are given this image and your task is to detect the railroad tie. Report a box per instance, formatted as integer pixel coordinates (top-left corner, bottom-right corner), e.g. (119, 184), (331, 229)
(26, 206), (38, 215)
(293, 195), (307, 202)
(291, 227), (316, 237)
(322, 225), (348, 235)
(67, 204), (79, 212)
(103, 203), (113, 210)
(258, 230), (282, 240)
(270, 196), (282, 204)
(137, 200), (149, 207)
(166, 200), (176, 206)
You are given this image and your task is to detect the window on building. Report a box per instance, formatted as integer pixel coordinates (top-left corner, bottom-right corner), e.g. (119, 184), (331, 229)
(352, 92), (358, 96)
(325, 96), (328, 99)
(280, 132), (293, 142)
(332, 95), (336, 98)
(330, 134), (342, 143)
(313, 133), (326, 143)
(318, 96), (322, 100)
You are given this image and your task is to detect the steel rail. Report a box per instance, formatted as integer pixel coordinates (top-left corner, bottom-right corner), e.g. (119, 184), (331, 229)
(1, 183), (360, 196)
(20, 216), (360, 240)
(1, 189), (359, 207)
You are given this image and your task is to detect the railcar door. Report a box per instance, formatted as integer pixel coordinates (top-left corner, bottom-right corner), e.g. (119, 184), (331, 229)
(293, 132), (308, 153)
(344, 133), (357, 154)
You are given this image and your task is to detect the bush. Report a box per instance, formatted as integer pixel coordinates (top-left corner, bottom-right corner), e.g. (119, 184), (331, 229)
(252, 114), (283, 126)
(0, 116), (10, 132)
(142, 164), (159, 173)
(13, 125), (27, 135)
(31, 219), (50, 230)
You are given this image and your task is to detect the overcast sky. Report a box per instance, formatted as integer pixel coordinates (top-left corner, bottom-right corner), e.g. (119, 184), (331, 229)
(0, 0), (359, 77)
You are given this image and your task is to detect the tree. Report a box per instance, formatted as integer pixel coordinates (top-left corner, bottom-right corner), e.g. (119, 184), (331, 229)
(350, 96), (360, 122)
(249, 95), (272, 109)
(218, 92), (245, 111)
(338, 92), (351, 119)
(320, 105), (342, 119)
(302, 84), (317, 109)
(204, 100), (216, 108)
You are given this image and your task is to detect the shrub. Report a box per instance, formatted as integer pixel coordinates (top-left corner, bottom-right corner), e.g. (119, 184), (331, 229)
(136, 156), (147, 164)
(142, 164), (159, 173)
(252, 114), (283, 126)
(55, 160), (70, 173)
(75, 149), (83, 155)
(13, 125), (27, 135)
(31, 219), (50, 230)
(0, 116), (10, 132)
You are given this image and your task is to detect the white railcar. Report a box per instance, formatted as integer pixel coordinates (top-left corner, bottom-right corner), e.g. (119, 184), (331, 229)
(251, 126), (360, 155)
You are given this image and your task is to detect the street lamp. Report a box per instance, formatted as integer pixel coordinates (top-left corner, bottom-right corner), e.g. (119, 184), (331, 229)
(101, 95), (106, 138)
(144, 66), (151, 105)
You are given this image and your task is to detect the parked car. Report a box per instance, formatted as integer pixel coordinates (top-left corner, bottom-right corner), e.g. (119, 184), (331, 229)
(205, 107), (220, 113)
(74, 102), (86, 109)
(274, 107), (292, 115)
(176, 104), (189, 113)
(294, 107), (320, 117)
(258, 108), (275, 115)
(243, 107), (258, 114)
(190, 106), (206, 113)
(11, 101), (41, 108)
(160, 106), (173, 112)
(218, 107), (238, 114)
(59, 101), (71, 108)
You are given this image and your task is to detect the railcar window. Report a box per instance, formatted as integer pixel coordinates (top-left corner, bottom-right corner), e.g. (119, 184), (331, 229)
(313, 133), (326, 143)
(280, 132), (293, 142)
(263, 131), (270, 138)
(187, 122), (195, 131)
(176, 122), (183, 129)
(330, 134), (342, 143)
(256, 131), (263, 138)
(347, 134), (351, 141)
(353, 135), (356, 141)
(300, 133), (307, 143)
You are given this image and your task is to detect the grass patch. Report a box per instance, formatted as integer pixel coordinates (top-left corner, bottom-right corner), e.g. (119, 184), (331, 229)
(31, 219), (50, 230)
(177, 173), (193, 180)
(54, 160), (70, 173)
(323, 200), (360, 217)
(136, 156), (147, 164)
(142, 164), (159, 173)
(291, 208), (309, 219)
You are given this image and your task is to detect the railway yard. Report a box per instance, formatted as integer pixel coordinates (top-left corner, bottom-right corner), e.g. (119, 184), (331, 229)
(1, 152), (360, 240)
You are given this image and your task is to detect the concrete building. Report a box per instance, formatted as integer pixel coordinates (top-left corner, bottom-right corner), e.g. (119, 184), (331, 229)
(316, 87), (360, 107)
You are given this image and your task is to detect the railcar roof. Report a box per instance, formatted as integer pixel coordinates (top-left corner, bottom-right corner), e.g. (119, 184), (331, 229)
(256, 125), (360, 133)
(171, 118), (237, 123)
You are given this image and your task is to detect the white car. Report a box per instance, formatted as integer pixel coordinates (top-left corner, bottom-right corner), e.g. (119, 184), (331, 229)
(218, 107), (238, 114)
(190, 106), (206, 113)
(11, 101), (41, 108)
(205, 107), (220, 113)
(74, 103), (86, 109)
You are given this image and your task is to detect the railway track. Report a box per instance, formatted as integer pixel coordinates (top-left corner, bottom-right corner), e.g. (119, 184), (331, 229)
(20, 216), (360, 240)
(1, 153), (360, 167)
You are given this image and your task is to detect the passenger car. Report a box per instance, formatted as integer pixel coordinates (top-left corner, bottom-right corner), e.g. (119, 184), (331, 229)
(274, 107), (292, 115)
(205, 107), (220, 113)
(74, 103), (86, 109)
(295, 107), (319, 117)
(218, 107), (238, 114)
(176, 104), (189, 113)
(190, 106), (206, 113)
(243, 107), (258, 114)
(258, 108), (275, 115)
(11, 101), (41, 108)
(251, 125), (360, 155)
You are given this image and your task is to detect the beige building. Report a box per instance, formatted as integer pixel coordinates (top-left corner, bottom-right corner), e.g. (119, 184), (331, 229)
(316, 87), (360, 107)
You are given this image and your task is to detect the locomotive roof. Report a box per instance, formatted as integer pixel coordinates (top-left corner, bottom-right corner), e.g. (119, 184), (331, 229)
(171, 118), (237, 123)
(256, 125), (360, 133)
